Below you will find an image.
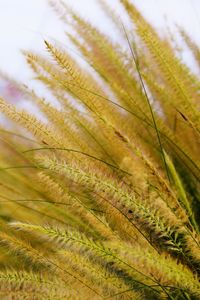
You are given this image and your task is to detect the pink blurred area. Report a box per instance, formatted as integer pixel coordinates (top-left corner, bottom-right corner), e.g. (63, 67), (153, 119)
(0, 80), (22, 103)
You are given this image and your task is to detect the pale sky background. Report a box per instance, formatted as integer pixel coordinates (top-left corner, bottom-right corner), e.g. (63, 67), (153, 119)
(0, 0), (200, 82)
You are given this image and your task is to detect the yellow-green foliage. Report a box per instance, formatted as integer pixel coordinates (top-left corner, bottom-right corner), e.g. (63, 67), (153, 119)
(0, 0), (200, 299)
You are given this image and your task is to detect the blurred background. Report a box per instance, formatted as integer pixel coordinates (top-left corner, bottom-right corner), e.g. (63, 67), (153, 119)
(0, 0), (199, 103)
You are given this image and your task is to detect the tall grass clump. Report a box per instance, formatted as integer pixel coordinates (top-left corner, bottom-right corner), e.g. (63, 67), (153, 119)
(0, 0), (200, 299)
